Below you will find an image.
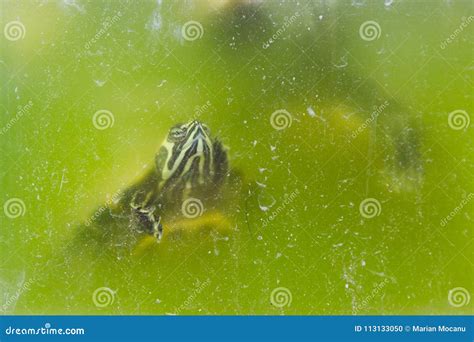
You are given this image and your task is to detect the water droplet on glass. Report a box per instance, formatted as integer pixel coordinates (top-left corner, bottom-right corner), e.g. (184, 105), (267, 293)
(258, 191), (276, 212)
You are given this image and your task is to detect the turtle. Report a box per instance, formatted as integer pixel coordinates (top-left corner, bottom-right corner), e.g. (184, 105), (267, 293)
(122, 120), (228, 240)
(75, 120), (243, 254)
(19, 120), (248, 311)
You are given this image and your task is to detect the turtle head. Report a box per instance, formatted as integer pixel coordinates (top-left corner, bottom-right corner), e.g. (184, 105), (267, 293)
(156, 120), (227, 196)
(167, 120), (213, 156)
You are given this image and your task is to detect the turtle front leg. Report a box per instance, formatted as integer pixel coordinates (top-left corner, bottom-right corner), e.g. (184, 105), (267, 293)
(130, 192), (164, 241)
(149, 208), (163, 241)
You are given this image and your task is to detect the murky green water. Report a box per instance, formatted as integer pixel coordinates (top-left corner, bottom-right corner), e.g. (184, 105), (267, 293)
(1, 0), (472, 315)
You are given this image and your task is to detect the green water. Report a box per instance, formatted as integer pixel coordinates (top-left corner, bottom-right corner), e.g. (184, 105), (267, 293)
(1, 0), (472, 315)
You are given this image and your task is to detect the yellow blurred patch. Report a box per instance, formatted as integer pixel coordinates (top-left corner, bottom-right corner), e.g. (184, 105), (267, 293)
(132, 211), (232, 256)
